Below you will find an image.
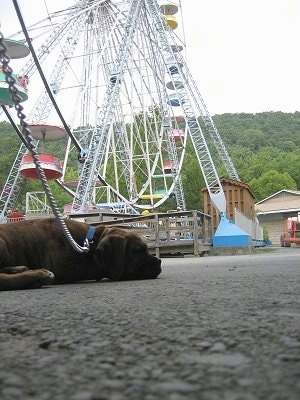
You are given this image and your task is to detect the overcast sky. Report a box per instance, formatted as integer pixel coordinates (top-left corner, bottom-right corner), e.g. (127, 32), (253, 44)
(1, 0), (299, 115)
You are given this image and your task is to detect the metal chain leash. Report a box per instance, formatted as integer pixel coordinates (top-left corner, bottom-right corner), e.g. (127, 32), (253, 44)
(0, 30), (90, 253)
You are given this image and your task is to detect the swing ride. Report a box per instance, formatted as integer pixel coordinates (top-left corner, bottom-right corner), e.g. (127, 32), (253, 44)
(0, 0), (254, 247)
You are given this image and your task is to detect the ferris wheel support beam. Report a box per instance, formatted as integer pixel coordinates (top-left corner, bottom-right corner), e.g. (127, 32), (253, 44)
(80, 12), (95, 130)
(72, 0), (143, 212)
(0, 107), (27, 221)
(178, 68), (240, 181)
(146, 0), (226, 216)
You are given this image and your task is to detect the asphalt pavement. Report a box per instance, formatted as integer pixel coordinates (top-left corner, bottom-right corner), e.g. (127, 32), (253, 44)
(0, 247), (299, 400)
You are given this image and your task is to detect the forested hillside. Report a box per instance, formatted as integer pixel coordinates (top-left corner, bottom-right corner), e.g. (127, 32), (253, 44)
(0, 111), (299, 211)
(183, 111), (300, 210)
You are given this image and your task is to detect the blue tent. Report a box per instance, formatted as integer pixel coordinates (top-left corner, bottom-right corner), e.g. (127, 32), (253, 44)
(213, 216), (251, 247)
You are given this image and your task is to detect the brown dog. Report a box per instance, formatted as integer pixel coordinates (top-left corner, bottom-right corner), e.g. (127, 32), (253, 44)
(0, 218), (162, 290)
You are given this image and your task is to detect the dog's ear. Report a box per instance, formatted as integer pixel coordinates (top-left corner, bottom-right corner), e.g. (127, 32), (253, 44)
(96, 235), (126, 281)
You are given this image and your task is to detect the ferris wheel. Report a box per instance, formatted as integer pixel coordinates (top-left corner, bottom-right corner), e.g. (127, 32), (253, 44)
(0, 0), (239, 219)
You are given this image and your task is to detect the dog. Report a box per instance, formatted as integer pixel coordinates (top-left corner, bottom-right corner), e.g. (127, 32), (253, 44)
(0, 218), (162, 291)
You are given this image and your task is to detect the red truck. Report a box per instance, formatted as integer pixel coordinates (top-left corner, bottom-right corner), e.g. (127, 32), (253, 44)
(280, 218), (300, 247)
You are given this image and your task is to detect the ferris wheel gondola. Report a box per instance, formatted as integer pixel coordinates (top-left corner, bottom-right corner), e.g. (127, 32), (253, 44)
(0, 38), (30, 105)
(2, 38), (30, 59)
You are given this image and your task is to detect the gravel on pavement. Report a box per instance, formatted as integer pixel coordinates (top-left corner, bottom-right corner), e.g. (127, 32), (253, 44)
(0, 247), (299, 400)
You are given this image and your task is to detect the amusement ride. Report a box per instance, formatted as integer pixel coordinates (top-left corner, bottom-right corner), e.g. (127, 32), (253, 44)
(0, 0), (241, 237)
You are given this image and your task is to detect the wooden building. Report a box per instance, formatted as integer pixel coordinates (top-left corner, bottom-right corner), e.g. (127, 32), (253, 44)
(203, 177), (256, 232)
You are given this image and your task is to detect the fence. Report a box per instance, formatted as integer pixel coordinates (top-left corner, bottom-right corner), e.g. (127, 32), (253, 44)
(68, 210), (212, 257)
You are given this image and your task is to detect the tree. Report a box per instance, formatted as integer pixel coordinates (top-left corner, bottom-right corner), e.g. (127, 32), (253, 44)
(235, 128), (268, 151)
(249, 170), (297, 201)
(181, 153), (205, 211)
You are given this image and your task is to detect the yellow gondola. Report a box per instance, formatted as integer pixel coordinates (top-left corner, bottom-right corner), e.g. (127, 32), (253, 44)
(139, 194), (165, 200)
(165, 14), (178, 30)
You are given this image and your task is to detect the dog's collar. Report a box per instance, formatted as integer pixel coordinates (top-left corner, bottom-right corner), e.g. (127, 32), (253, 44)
(85, 226), (97, 243)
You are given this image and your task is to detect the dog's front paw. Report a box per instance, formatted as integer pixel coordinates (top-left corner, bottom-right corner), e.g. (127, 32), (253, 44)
(36, 269), (55, 286)
(0, 269), (55, 291)
(21, 269), (55, 289)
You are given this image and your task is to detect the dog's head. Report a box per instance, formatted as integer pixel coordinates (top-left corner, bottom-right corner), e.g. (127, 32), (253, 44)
(94, 228), (162, 281)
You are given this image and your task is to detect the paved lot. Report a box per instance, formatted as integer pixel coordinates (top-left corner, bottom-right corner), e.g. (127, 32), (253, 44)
(0, 247), (299, 400)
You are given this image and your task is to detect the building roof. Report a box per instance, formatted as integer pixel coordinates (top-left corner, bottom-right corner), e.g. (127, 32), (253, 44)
(255, 189), (300, 215)
(202, 177), (256, 198)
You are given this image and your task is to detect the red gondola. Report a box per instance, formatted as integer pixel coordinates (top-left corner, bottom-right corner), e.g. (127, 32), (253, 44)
(20, 153), (63, 180)
(168, 128), (185, 141)
(163, 160), (177, 173)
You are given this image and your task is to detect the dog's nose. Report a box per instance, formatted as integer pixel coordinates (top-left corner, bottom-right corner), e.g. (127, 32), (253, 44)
(155, 258), (162, 274)
(151, 255), (162, 267)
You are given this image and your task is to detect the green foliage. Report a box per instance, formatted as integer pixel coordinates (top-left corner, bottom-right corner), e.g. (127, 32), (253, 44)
(204, 111), (300, 202)
(0, 111), (299, 211)
(181, 151), (205, 210)
(249, 170), (297, 200)
(263, 225), (269, 241)
(0, 121), (20, 183)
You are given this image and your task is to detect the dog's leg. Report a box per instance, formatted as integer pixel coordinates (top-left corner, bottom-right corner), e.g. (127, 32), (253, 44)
(0, 269), (55, 291)
(0, 266), (29, 274)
